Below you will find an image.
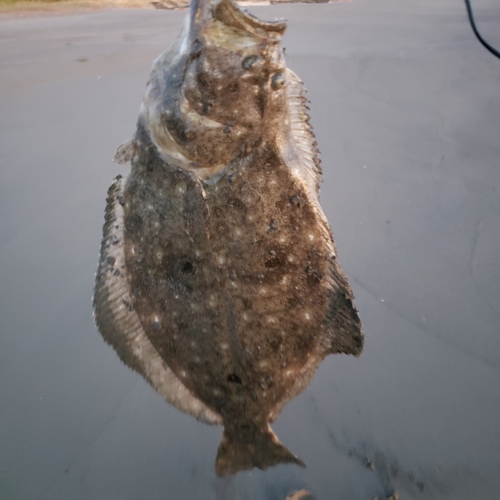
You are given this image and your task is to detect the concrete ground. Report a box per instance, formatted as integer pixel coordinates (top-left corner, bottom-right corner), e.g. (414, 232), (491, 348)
(0, 1), (499, 499)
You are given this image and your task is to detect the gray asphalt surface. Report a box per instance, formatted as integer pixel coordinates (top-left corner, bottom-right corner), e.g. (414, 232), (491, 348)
(1, 1), (499, 499)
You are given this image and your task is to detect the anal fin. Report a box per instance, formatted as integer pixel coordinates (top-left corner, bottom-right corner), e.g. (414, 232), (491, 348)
(93, 175), (222, 424)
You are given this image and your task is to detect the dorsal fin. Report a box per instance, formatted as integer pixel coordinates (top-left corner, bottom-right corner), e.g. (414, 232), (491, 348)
(285, 68), (322, 197)
(279, 68), (332, 257)
(282, 69), (364, 352)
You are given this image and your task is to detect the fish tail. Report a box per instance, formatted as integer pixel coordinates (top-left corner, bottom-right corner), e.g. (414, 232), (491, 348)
(215, 423), (305, 476)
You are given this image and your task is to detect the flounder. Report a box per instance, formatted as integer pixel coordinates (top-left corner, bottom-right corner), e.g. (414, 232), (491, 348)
(94, 0), (363, 476)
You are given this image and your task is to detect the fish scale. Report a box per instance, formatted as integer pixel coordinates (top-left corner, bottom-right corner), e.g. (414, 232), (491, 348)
(124, 136), (325, 408)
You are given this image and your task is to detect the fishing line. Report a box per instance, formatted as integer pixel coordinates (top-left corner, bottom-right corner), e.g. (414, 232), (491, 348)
(464, 0), (500, 59)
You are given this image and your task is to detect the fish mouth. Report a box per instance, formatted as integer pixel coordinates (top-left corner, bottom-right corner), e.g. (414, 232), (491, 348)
(189, 0), (287, 41)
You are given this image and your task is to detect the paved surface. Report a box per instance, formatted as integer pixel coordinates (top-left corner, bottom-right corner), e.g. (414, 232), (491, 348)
(1, 1), (499, 499)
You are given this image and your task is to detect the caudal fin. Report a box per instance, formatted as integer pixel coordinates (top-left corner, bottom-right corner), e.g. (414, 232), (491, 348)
(215, 423), (305, 476)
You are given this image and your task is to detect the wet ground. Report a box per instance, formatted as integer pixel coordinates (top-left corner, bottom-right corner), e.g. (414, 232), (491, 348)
(1, 0), (499, 498)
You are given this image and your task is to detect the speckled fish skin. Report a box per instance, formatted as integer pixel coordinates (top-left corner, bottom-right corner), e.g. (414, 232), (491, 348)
(94, 0), (363, 476)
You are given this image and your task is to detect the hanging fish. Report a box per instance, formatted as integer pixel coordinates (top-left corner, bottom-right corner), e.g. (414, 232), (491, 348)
(94, 0), (363, 476)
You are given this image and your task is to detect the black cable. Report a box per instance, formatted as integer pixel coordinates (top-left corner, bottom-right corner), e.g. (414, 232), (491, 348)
(464, 0), (500, 59)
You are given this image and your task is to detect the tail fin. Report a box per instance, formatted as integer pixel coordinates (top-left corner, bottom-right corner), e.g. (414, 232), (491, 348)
(215, 423), (305, 476)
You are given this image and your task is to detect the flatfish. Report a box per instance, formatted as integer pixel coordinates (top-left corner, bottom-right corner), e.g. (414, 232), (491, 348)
(94, 0), (363, 476)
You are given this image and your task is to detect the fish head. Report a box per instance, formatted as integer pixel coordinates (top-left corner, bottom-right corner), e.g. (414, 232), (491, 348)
(143, 0), (289, 178)
(184, 0), (288, 129)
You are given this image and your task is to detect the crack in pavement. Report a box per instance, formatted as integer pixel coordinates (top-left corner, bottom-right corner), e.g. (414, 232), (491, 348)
(36, 382), (138, 500)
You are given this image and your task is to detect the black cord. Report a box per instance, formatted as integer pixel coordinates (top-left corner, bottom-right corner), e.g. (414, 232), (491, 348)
(464, 0), (500, 59)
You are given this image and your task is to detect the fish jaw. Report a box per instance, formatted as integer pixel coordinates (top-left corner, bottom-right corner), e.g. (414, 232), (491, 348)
(141, 0), (290, 181)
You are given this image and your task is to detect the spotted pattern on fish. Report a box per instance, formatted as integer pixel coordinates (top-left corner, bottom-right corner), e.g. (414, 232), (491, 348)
(94, 0), (363, 476)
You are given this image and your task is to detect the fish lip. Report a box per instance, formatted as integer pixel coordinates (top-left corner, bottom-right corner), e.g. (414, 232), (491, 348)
(212, 0), (287, 35)
(190, 0), (287, 39)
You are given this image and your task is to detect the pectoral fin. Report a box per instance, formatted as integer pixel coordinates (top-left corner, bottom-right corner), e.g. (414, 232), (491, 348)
(114, 138), (137, 164)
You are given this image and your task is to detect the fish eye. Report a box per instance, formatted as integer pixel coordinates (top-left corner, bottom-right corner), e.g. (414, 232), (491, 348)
(271, 72), (286, 90)
(242, 55), (260, 71)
